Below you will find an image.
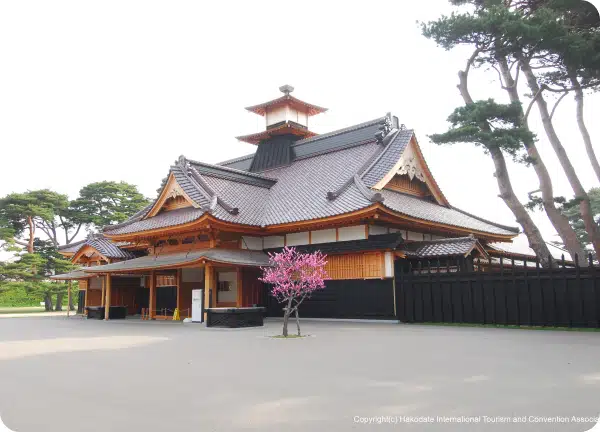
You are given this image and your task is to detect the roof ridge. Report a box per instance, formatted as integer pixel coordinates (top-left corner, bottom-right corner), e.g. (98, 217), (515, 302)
(408, 236), (476, 244)
(103, 203), (153, 232)
(293, 116), (386, 147)
(218, 152), (255, 166)
(450, 206), (520, 233)
(359, 129), (411, 179)
(186, 157), (277, 182)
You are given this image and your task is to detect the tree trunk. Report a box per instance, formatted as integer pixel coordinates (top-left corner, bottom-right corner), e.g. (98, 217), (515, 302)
(44, 293), (53, 312)
(497, 58), (587, 264)
(569, 71), (600, 184)
(55, 293), (63, 311)
(457, 67), (553, 266)
(27, 216), (35, 254)
(521, 60), (600, 258)
(295, 308), (301, 336)
(282, 296), (294, 337)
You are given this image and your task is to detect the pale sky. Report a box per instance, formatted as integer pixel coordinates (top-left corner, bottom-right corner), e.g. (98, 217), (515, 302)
(1, 0), (599, 252)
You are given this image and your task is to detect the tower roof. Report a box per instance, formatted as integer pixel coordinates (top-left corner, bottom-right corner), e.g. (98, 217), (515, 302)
(244, 85), (327, 116)
(236, 122), (318, 145)
(245, 94), (328, 117)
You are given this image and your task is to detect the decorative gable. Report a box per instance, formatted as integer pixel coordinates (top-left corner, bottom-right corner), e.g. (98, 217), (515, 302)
(146, 172), (200, 218)
(372, 138), (449, 206)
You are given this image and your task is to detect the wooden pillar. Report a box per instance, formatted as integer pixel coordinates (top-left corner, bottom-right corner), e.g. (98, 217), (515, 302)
(176, 269), (181, 313)
(104, 274), (111, 320)
(149, 271), (156, 320)
(101, 277), (105, 307)
(236, 267), (242, 308)
(67, 280), (72, 318)
(204, 264), (213, 320)
(84, 279), (89, 315)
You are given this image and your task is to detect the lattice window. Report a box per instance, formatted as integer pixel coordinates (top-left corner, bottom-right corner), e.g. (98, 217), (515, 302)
(156, 275), (176, 287)
(325, 253), (384, 280)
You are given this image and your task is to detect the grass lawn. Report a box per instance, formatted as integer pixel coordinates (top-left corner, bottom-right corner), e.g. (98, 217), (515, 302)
(0, 306), (48, 314)
(415, 321), (600, 332)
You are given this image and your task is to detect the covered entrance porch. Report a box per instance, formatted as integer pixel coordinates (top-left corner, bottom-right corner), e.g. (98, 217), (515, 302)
(83, 248), (270, 321)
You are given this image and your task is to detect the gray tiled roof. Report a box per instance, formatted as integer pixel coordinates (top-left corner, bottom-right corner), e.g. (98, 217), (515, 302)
(57, 239), (87, 253)
(50, 270), (89, 280)
(58, 234), (134, 259)
(400, 236), (484, 258)
(106, 206), (206, 235)
(86, 237), (135, 259)
(361, 129), (414, 187)
(84, 248), (270, 273)
(260, 143), (377, 225)
(379, 190), (516, 235)
(103, 115), (519, 237)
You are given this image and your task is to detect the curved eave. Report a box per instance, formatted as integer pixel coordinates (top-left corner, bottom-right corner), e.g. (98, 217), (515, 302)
(245, 95), (328, 117)
(104, 204), (517, 243)
(236, 123), (318, 145)
(103, 213), (265, 241)
(374, 204), (517, 242)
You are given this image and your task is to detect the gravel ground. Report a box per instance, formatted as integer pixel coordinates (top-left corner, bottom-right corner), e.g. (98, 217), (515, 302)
(0, 316), (599, 431)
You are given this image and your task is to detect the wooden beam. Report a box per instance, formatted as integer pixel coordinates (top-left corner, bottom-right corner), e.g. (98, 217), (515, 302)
(149, 271), (156, 319)
(104, 274), (111, 320)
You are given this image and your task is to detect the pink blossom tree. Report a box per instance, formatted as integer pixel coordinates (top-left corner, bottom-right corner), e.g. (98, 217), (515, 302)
(260, 247), (327, 337)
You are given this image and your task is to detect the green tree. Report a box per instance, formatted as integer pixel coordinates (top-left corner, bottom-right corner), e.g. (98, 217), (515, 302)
(561, 188), (600, 253)
(421, 0), (600, 264)
(422, 3), (556, 265)
(0, 190), (68, 253)
(68, 181), (150, 230)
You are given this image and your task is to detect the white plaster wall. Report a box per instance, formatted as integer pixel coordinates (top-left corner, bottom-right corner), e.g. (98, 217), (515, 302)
(216, 271), (237, 303)
(338, 225), (367, 241)
(264, 236), (285, 249)
(311, 229), (336, 244)
(182, 267), (204, 282)
(369, 225), (389, 235)
(432, 234), (446, 240)
(89, 277), (102, 290)
(286, 232), (309, 246)
(241, 236), (263, 250)
(384, 251), (394, 278)
(406, 231), (423, 241)
(266, 106), (286, 126)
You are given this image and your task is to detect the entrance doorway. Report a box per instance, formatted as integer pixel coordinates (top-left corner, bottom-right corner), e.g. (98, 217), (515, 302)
(216, 270), (238, 307)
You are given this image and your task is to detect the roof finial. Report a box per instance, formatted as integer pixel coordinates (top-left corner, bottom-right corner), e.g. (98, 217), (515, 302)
(279, 84), (294, 95)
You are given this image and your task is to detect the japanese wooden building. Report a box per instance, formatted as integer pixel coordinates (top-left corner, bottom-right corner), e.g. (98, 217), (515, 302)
(53, 85), (521, 320)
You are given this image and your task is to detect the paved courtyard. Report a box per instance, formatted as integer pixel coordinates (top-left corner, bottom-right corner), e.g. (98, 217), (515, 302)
(0, 317), (599, 431)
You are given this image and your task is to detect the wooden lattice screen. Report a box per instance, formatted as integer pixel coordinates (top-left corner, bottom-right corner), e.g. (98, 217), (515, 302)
(156, 275), (176, 287)
(325, 252), (384, 280)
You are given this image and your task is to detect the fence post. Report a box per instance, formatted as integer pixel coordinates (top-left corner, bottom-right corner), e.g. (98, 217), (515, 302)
(511, 258), (518, 326)
(575, 253), (583, 327)
(561, 254), (571, 327)
(425, 260), (430, 322)
(437, 259), (443, 322)
(549, 255), (557, 326)
(477, 258), (485, 324)
(590, 253), (599, 328)
(524, 256), (532, 326)
(456, 257), (464, 323)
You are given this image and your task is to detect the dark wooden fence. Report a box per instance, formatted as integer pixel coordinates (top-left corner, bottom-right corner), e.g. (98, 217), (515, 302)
(396, 255), (600, 328)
